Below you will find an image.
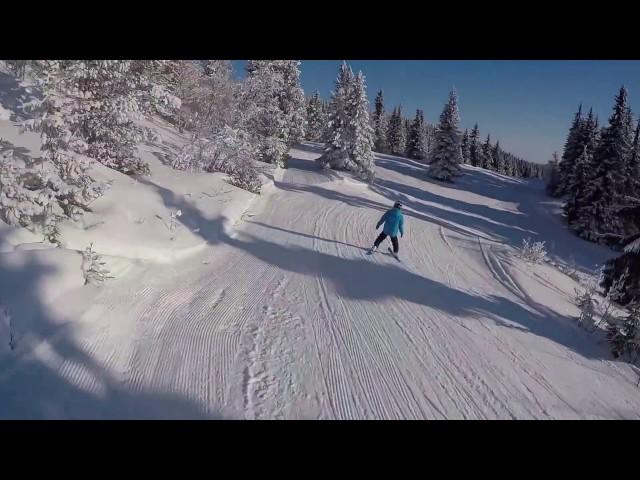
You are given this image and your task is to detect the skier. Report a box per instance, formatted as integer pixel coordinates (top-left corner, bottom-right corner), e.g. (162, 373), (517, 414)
(369, 201), (404, 259)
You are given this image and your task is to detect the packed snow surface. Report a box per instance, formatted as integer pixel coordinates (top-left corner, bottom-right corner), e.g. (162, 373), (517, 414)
(1, 111), (639, 418)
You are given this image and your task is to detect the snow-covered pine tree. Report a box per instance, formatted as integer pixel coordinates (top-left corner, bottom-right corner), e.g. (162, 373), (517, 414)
(616, 117), (640, 240)
(565, 145), (593, 229)
(127, 60), (182, 125)
(372, 89), (388, 153)
(504, 157), (513, 176)
(493, 141), (505, 174)
(242, 60), (305, 168)
(428, 89), (463, 182)
(82, 243), (112, 286)
(72, 61), (151, 175)
(21, 61), (104, 222)
(424, 123), (437, 163)
(199, 60), (238, 135)
(168, 61), (210, 133)
(606, 303), (640, 362)
(278, 60), (306, 144)
(553, 104), (583, 197)
(565, 110), (599, 231)
(469, 123), (481, 167)
(386, 107), (397, 155)
(387, 106), (406, 156)
(626, 120), (640, 210)
(317, 61), (355, 170)
(545, 152), (561, 195)
(317, 65), (375, 182)
(460, 129), (471, 164)
(0, 146), (55, 229)
(306, 90), (325, 141)
(418, 111), (430, 162)
(482, 134), (494, 170)
(573, 87), (633, 245)
(581, 109), (600, 155)
(406, 109), (427, 161)
(601, 215), (640, 307)
(347, 71), (376, 182)
(403, 118), (412, 156)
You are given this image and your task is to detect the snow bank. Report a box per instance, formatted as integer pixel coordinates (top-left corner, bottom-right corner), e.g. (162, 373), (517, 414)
(0, 115), (261, 264)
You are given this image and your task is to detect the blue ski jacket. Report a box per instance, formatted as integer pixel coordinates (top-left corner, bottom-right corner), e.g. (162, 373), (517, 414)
(376, 207), (404, 237)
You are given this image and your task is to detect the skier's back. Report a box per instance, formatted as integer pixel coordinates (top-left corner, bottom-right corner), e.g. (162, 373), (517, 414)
(369, 202), (404, 257)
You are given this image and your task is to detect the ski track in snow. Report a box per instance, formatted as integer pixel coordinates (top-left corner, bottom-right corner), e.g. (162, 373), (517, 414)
(4, 145), (640, 419)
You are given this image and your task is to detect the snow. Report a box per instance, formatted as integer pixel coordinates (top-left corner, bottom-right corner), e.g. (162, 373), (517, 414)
(0, 114), (261, 263)
(0, 104), (10, 121)
(2, 112), (639, 418)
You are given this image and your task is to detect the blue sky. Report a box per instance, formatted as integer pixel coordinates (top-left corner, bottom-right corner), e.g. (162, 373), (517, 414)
(232, 61), (640, 164)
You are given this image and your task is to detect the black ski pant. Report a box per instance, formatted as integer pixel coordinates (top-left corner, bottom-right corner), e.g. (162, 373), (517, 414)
(374, 232), (399, 253)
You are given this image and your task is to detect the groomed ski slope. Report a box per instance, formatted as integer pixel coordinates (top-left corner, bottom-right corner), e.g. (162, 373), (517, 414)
(2, 143), (640, 419)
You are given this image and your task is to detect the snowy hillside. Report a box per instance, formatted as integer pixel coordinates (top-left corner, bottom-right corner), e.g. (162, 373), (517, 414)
(2, 115), (640, 418)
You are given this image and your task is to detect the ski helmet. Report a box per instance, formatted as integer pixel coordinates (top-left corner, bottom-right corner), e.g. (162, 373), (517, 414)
(394, 201), (402, 209)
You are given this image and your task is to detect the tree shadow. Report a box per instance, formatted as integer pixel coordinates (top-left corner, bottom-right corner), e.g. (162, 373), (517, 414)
(0, 228), (220, 419)
(135, 176), (228, 245)
(373, 155), (613, 273)
(246, 220), (373, 254)
(376, 154), (527, 201)
(274, 180), (497, 243)
(372, 178), (536, 244)
(0, 138), (36, 164)
(139, 174), (609, 364)
(0, 70), (38, 122)
(218, 219), (608, 362)
(130, 151), (614, 366)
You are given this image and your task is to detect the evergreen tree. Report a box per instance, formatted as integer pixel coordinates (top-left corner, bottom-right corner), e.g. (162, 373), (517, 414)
(554, 104), (583, 197)
(424, 123), (436, 163)
(626, 120), (640, 202)
(418, 111), (430, 162)
(482, 134), (494, 170)
(372, 89), (387, 153)
(242, 60), (305, 168)
(492, 141), (505, 173)
(601, 223), (640, 307)
(428, 90), (463, 182)
(574, 87), (634, 244)
(404, 118), (412, 156)
(565, 145), (593, 229)
(406, 109), (427, 161)
(387, 106), (406, 155)
(201, 60), (238, 133)
(20, 61), (104, 223)
(564, 110), (599, 231)
(469, 123), (481, 167)
(306, 90), (325, 141)
(317, 61), (354, 170)
(279, 60), (307, 144)
(545, 152), (561, 195)
(317, 64), (375, 182)
(64, 60), (151, 175)
(505, 157), (514, 176)
(460, 129), (471, 164)
(347, 72), (376, 182)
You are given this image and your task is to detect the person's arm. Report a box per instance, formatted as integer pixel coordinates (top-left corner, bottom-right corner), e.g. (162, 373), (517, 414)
(376, 211), (388, 229)
(399, 215), (404, 237)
